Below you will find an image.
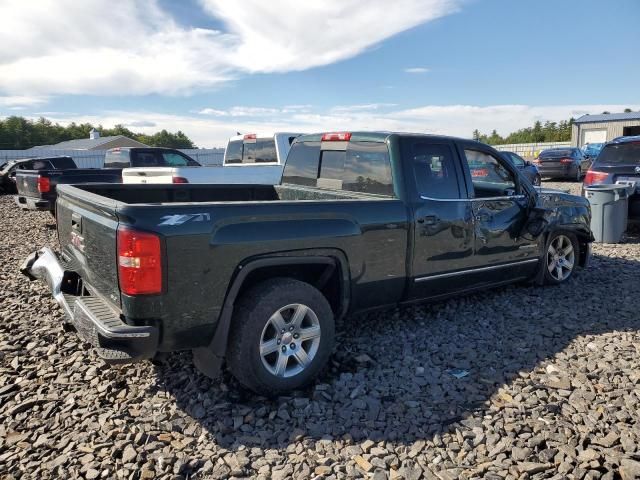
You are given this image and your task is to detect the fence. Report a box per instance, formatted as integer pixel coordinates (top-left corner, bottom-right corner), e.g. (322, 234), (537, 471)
(0, 148), (225, 169)
(492, 142), (571, 159)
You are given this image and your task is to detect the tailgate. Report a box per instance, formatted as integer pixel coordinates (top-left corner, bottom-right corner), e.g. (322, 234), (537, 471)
(16, 171), (41, 197)
(56, 186), (122, 307)
(122, 167), (175, 184)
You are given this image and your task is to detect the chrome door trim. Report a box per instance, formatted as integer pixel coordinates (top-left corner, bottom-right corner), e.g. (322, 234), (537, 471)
(420, 195), (526, 202)
(414, 258), (539, 283)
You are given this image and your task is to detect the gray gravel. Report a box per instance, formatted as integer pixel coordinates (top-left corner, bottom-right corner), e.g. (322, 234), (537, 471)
(1, 182), (640, 480)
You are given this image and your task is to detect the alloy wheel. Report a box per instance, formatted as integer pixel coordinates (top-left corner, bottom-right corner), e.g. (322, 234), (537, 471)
(259, 303), (321, 378)
(547, 235), (575, 282)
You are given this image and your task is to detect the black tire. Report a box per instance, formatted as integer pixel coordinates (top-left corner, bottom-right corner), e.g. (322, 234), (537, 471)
(574, 167), (582, 181)
(226, 277), (335, 396)
(543, 231), (579, 285)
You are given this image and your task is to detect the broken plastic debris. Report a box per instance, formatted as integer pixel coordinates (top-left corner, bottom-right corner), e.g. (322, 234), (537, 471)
(447, 369), (470, 379)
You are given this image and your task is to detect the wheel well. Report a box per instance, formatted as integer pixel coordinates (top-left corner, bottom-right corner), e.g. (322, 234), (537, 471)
(234, 261), (344, 317)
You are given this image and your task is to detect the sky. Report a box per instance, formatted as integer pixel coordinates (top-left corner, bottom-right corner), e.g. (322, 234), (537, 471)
(0, 0), (638, 148)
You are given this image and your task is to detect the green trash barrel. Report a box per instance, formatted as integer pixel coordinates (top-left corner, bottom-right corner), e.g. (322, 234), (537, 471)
(584, 184), (630, 243)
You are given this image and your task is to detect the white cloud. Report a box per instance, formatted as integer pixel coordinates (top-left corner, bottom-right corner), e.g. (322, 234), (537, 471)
(0, 0), (460, 97)
(404, 67), (430, 74)
(39, 103), (640, 148)
(0, 95), (48, 107)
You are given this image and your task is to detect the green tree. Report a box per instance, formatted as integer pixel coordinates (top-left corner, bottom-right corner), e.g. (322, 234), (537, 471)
(624, 108), (633, 113)
(0, 116), (197, 149)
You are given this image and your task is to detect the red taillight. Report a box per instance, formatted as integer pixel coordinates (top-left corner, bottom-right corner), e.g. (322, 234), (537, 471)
(560, 157), (573, 164)
(584, 170), (609, 186)
(37, 176), (50, 193)
(243, 133), (257, 140)
(321, 132), (352, 142)
(172, 176), (189, 184)
(117, 227), (162, 295)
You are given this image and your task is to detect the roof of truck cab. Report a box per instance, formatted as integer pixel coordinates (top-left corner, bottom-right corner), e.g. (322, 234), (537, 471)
(227, 132), (302, 142)
(293, 132), (481, 144)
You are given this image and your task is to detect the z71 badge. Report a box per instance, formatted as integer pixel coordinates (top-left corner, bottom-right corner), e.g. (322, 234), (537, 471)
(158, 213), (211, 226)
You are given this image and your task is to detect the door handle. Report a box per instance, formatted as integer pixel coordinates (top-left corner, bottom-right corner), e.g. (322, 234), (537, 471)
(419, 215), (440, 225)
(475, 213), (491, 222)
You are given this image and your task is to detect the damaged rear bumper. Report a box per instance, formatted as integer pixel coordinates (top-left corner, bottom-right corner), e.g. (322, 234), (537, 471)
(21, 248), (158, 363)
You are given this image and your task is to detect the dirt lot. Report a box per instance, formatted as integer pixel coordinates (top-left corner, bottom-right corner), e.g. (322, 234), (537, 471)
(1, 181), (640, 480)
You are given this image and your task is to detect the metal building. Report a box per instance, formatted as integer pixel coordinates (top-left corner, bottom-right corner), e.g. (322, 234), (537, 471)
(572, 112), (640, 147)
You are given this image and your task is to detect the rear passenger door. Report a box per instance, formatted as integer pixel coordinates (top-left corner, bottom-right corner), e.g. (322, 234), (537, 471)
(402, 138), (477, 299)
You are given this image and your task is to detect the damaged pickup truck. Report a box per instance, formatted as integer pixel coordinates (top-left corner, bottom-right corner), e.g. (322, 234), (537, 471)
(22, 132), (593, 395)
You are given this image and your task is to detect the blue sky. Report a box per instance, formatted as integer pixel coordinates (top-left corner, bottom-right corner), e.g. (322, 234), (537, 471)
(0, 0), (638, 147)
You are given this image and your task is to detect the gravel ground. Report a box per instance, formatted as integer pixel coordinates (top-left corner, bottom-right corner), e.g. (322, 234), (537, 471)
(1, 181), (640, 480)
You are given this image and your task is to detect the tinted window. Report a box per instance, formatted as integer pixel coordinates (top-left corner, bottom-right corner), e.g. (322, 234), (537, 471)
(134, 152), (160, 167)
(405, 142), (460, 199)
(596, 142), (640, 165)
(507, 153), (525, 167)
(161, 152), (199, 167)
(281, 141), (321, 186)
(283, 141), (393, 195)
(50, 157), (77, 169)
(540, 149), (573, 158)
(31, 160), (52, 170)
(225, 140), (243, 164)
(104, 150), (130, 168)
(463, 149), (517, 198)
(253, 139), (277, 163)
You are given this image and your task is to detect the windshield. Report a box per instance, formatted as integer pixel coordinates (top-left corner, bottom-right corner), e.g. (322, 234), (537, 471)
(596, 142), (640, 165)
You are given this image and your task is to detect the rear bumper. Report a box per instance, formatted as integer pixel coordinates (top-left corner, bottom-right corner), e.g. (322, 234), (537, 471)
(20, 248), (158, 363)
(14, 195), (51, 211)
(537, 165), (577, 178)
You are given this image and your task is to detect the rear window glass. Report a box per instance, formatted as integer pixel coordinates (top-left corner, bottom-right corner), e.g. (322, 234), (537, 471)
(160, 152), (199, 167)
(282, 141), (321, 186)
(283, 141), (394, 196)
(596, 142), (640, 165)
(104, 150), (129, 168)
(224, 138), (278, 164)
(252, 139), (277, 163)
(50, 157), (76, 169)
(31, 160), (52, 170)
(224, 141), (243, 164)
(540, 149), (574, 157)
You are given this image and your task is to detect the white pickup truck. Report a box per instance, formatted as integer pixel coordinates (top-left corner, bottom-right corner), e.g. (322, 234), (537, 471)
(122, 132), (301, 185)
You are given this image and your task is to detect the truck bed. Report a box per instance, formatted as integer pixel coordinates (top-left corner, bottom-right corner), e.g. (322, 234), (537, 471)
(60, 182), (390, 205)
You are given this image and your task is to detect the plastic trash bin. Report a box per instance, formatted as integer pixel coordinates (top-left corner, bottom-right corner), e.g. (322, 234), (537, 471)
(584, 184), (630, 243)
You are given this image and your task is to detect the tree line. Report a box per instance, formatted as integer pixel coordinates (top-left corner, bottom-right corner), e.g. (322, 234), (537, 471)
(473, 119), (574, 145)
(473, 108), (636, 145)
(0, 116), (196, 150)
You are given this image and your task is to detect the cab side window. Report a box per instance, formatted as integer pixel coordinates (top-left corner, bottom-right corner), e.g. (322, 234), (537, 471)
(404, 141), (461, 199)
(463, 149), (517, 198)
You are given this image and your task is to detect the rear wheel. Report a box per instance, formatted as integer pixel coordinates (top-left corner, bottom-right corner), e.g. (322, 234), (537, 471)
(574, 167), (582, 181)
(544, 232), (578, 285)
(227, 278), (335, 396)
(533, 174), (542, 186)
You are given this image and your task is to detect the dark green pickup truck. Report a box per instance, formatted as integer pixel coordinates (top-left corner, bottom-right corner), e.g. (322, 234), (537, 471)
(22, 132), (593, 395)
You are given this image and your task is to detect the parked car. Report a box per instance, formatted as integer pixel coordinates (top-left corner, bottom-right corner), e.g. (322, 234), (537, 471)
(583, 136), (640, 223)
(122, 133), (301, 185)
(533, 147), (591, 180)
(582, 142), (605, 161)
(22, 132), (593, 395)
(501, 151), (541, 186)
(14, 156), (122, 212)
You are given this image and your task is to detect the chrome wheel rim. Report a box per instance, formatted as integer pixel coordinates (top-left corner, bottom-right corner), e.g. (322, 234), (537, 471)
(547, 235), (575, 281)
(259, 303), (321, 378)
